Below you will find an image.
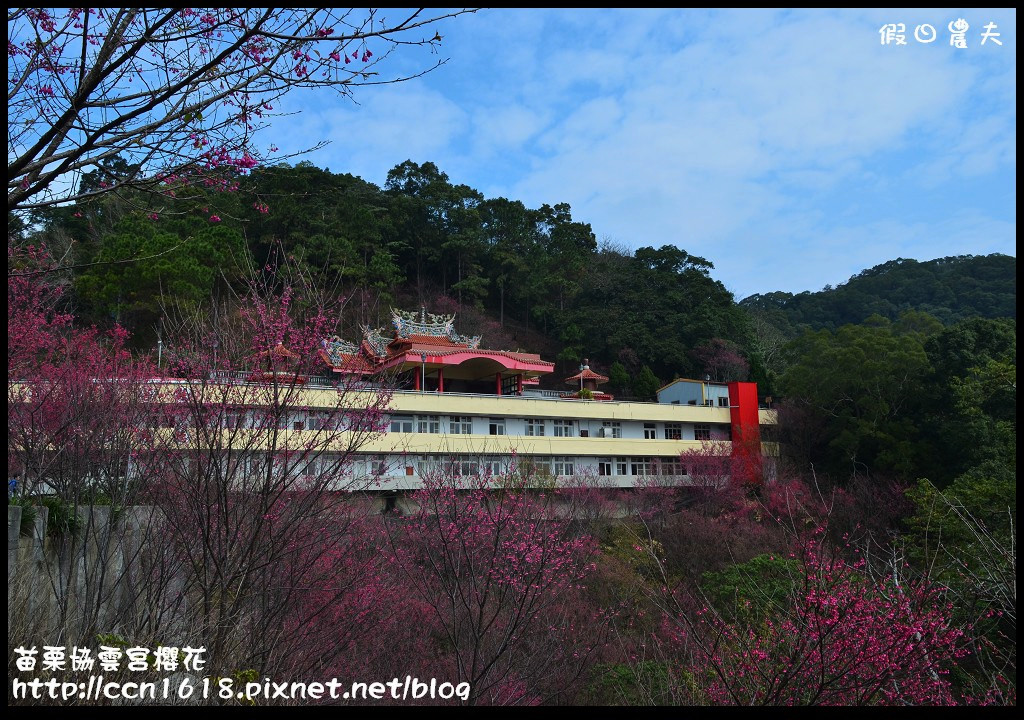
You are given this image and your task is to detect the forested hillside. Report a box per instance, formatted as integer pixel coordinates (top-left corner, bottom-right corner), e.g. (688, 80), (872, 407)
(22, 160), (751, 396)
(741, 254), (1016, 330)
(11, 158), (1016, 705)
(21, 160), (1014, 407)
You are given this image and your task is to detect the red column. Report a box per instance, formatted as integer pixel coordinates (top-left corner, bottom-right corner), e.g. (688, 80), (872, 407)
(414, 367), (421, 391)
(728, 381), (762, 487)
(518, 374), (524, 394)
(438, 367), (444, 394)
(496, 373), (502, 396)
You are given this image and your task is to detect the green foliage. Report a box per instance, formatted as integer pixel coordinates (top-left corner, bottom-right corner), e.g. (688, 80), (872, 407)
(599, 523), (665, 581)
(608, 361), (630, 394)
(918, 317), (1016, 486)
(588, 661), (674, 705)
(700, 553), (800, 624)
(779, 313), (935, 478)
(95, 632), (128, 648)
(632, 366), (661, 401)
(741, 254), (1016, 331)
(40, 496), (82, 538)
(74, 214), (243, 338)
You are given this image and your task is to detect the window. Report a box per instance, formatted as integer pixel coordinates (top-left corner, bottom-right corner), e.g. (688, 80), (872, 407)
(644, 423), (657, 439)
(601, 421), (621, 438)
(300, 456), (323, 478)
(489, 418), (506, 436)
(527, 456), (551, 476)
(224, 411), (241, 429)
(416, 456), (438, 477)
(553, 456), (574, 476)
(417, 415), (440, 434)
(364, 456), (387, 479)
(451, 459), (479, 477)
(390, 415), (414, 433)
(615, 458), (628, 476)
(718, 396), (730, 407)
(450, 416), (473, 434)
(660, 459), (684, 476)
(526, 418), (545, 436)
(482, 457), (503, 476)
(631, 457), (651, 476)
(307, 411), (334, 431)
(553, 419), (574, 437)
(694, 423), (711, 441)
(598, 458), (613, 476)
(293, 420), (306, 431)
(664, 423), (682, 440)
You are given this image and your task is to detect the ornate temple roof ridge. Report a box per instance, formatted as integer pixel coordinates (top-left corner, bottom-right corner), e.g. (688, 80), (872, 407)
(390, 306), (481, 350)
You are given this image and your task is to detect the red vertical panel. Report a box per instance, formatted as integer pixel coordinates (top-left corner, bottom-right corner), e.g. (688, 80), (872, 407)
(728, 381), (762, 487)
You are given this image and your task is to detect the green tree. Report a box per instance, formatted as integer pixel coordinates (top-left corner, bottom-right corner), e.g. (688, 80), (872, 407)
(608, 361), (631, 396)
(633, 365), (661, 401)
(75, 215), (243, 340)
(778, 314), (935, 478)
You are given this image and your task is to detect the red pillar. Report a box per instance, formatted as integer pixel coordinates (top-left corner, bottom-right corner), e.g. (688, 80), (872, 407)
(496, 373), (502, 396)
(728, 381), (762, 487)
(414, 367), (421, 391)
(438, 367), (444, 394)
(518, 374), (524, 394)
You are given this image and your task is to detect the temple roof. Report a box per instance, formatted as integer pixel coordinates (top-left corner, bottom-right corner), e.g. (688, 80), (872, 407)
(565, 364), (609, 385)
(319, 308), (553, 379)
(319, 336), (377, 374)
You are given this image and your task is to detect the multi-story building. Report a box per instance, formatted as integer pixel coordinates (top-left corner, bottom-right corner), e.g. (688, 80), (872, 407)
(303, 308), (777, 490)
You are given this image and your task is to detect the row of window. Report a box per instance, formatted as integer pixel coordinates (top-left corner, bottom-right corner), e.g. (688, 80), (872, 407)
(202, 452), (699, 480)
(669, 397), (731, 407)
(154, 411), (721, 440)
(388, 416), (719, 439)
(384, 455), (688, 478)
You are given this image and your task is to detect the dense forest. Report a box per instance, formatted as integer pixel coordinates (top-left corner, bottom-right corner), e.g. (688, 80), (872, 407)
(10, 159), (1016, 705)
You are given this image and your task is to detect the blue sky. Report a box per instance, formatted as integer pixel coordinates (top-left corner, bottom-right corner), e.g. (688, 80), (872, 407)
(271, 8), (1016, 301)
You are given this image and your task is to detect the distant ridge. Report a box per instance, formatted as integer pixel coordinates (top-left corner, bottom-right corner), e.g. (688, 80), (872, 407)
(740, 254), (1016, 330)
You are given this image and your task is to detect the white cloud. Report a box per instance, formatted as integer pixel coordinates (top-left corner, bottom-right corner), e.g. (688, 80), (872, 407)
(266, 8), (1016, 296)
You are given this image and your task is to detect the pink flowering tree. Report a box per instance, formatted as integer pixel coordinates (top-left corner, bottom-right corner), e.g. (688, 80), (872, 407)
(8, 8), (477, 213)
(140, 261), (395, 679)
(666, 530), (969, 705)
(387, 474), (601, 705)
(8, 244), (172, 643)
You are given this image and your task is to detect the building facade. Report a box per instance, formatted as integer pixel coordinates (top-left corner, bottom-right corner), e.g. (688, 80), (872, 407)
(302, 309), (776, 490)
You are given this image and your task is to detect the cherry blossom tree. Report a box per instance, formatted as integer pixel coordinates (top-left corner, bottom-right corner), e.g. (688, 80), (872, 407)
(8, 244), (170, 642)
(387, 475), (600, 705)
(8, 8), (477, 213)
(8, 244), (397, 684)
(665, 530), (969, 705)
(138, 261), (395, 678)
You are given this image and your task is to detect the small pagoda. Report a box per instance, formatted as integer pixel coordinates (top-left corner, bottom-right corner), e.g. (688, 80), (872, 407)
(319, 308), (553, 395)
(563, 359), (614, 401)
(249, 343), (305, 384)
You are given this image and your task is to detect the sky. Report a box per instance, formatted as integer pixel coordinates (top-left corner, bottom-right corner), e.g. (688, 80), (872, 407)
(271, 8), (1016, 301)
